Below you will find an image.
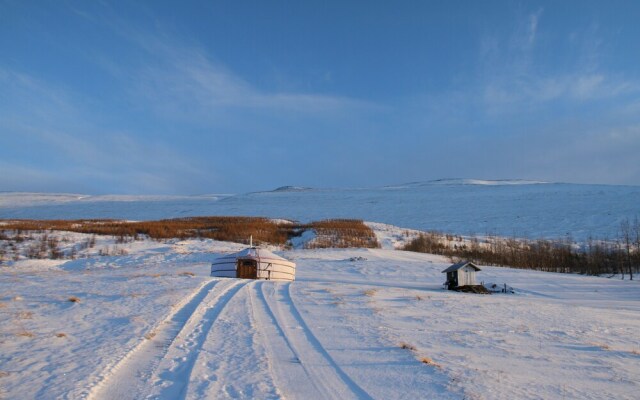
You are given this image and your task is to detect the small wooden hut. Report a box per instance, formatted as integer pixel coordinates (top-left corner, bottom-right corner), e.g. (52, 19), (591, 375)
(210, 247), (296, 281)
(442, 261), (481, 290)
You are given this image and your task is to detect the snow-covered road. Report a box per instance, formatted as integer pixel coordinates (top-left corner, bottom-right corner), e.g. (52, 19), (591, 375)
(87, 277), (448, 400)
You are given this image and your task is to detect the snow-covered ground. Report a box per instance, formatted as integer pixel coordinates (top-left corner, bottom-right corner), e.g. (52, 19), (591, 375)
(2, 180), (639, 242)
(1, 227), (639, 399)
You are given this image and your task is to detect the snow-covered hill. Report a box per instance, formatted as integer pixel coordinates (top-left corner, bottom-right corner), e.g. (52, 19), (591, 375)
(2, 181), (639, 242)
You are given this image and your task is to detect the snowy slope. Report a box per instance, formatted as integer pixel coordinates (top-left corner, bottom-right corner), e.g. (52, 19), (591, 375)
(1, 229), (639, 399)
(2, 181), (639, 242)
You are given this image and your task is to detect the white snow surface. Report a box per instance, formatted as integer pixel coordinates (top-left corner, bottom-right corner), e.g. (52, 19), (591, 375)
(1, 228), (640, 399)
(2, 181), (639, 242)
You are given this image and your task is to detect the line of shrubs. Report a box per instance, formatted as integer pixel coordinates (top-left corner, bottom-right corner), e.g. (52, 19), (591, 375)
(402, 218), (640, 279)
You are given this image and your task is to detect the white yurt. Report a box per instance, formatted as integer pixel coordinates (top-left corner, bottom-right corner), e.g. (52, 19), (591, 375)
(210, 247), (296, 281)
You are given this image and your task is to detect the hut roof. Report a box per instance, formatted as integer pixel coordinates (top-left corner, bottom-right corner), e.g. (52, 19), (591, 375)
(441, 261), (481, 273)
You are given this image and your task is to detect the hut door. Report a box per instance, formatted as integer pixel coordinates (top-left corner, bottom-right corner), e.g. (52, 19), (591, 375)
(457, 270), (466, 286)
(237, 260), (258, 279)
(467, 270), (475, 285)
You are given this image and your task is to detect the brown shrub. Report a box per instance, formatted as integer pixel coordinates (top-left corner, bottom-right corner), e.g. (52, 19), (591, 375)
(68, 296), (80, 303)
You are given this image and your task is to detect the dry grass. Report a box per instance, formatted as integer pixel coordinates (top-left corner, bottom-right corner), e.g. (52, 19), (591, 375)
(303, 219), (380, 249)
(363, 288), (378, 297)
(178, 271), (196, 277)
(0, 371), (9, 378)
(399, 342), (441, 368)
(144, 331), (156, 340)
(2, 217), (382, 249)
(132, 273), (165, 279)
(590, 342), (611, 351)
(420, 356), (441, 368)
(399, 342), (417, 351)
(630, 349), (640, 355)
(16, 331), (34, 338)
(0, 302), (6, 309)
(55, 332), (67, 338)
(415, 295), (423, 301)
(0, 217), (291, 245)
(68, 296), (80, 303)
(15, 311), (33, 319)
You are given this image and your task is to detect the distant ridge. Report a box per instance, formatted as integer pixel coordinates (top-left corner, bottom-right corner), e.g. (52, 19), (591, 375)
(271, 186), (314, 192)
(385, 179), (549, 189)
(429, 178), (549, 185)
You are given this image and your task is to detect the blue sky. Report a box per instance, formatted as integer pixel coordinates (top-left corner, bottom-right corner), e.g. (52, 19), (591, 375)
(1, 1), (639, 194)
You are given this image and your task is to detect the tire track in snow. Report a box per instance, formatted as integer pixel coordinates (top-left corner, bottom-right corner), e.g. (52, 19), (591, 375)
(187, 281), (280, 399)
(143, 279), (249, 399)
(255, 281), (372, 400)
(87, 279), (245, 400)
(85, 278), (221, 400)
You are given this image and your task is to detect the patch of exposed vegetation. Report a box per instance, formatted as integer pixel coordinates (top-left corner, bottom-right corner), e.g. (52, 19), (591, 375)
(403, 217), (640, 277)
(302, 219), (379, 249)
(399, 342), (417, 351)
(363, 288), (378, 297)
(0, 217), (381, 252)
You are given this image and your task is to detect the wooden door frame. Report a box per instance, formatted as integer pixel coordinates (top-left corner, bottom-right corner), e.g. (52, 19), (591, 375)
(236, 259), (258, 279)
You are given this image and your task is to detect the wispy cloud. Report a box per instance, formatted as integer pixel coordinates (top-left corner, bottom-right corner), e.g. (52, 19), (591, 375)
(0, 68), (214, 194)
(102, 28), (382, 123)
(402, 9), (640, 186)
(526, 9), (543, 45)
(472, 10), (640, 115)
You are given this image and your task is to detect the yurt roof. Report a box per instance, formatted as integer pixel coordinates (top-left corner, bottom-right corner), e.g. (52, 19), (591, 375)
(215, 247), (292, 262)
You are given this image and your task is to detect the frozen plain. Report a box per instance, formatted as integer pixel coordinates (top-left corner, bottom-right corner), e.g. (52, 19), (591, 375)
(1, 225), (639, 400)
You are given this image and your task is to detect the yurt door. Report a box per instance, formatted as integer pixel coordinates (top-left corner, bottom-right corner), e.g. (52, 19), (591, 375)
(237, 259), (258, 279)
